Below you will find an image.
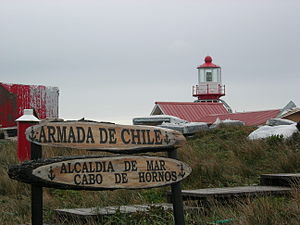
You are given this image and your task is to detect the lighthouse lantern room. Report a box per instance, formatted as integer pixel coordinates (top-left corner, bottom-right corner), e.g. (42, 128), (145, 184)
(192, 56), (225, 102)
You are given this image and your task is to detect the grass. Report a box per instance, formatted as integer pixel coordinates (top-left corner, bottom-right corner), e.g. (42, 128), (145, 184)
(0, 126), (300, 224)
(181, 126), (300, 188)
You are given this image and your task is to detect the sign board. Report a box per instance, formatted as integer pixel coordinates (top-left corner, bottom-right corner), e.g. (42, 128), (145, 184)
(25, 122), (186, 152)
(8, 155), (192, 190)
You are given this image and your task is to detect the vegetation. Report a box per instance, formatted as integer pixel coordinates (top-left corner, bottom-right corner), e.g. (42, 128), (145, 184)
(1, 126), (300, 224)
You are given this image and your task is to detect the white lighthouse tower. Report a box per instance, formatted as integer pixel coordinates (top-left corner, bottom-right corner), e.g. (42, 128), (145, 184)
(192, 56), (232, 112)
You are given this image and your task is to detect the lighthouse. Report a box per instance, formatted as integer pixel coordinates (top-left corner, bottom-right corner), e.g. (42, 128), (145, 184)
(192, 56), (225, 102)
(146, 55), (284, 127)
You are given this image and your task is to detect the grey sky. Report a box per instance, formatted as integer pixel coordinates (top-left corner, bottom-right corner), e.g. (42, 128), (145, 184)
(1, 0), (299, 124)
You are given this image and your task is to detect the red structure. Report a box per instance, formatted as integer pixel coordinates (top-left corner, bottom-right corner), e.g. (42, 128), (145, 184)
(0, 82), (59, 128)
(151, 102), (281, 126)
(16, 109), (40, 161)
(193, 56), (225, 101)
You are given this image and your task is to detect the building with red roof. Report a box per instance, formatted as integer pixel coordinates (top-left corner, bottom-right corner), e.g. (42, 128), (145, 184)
(0, 82), (59, 128)
(150, 56), (284, 126)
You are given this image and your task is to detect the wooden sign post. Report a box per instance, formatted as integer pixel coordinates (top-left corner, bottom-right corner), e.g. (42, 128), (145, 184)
(9, 121), (191, 225)
(31, 143), (43, 225)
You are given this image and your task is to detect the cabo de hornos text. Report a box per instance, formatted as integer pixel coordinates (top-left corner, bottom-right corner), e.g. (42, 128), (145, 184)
(31, 157), (191, 189)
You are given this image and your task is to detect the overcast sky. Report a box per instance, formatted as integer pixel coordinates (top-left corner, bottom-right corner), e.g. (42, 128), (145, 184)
(1, 0), (299, 124)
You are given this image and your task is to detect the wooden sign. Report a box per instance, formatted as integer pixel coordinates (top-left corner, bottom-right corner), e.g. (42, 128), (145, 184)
(8, 155), (192, 190)
(25, 122), (186, 152)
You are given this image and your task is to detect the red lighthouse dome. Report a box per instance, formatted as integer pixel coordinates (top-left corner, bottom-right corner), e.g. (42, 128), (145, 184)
(197, 56), (220, 69)
(193, 56), (225, 101)
(205, 56), (212, 63)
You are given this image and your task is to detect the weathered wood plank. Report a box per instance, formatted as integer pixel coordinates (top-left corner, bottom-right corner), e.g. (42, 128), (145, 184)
(55, 204), (173, 217)
(8, 155), (192, 190)
(20, 224), (54, 225)
(25, 121), (186, 152)
(167, 186), (291, 202)
(260, 173), (300, 187)
(54, 203), (173, 219)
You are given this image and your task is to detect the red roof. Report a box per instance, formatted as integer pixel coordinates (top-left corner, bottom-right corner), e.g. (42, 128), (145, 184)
(153, 102), (281, 126)
(200, 109), (281, 126)
(197, 56), (220, 69)
(154, 102), (229, 122)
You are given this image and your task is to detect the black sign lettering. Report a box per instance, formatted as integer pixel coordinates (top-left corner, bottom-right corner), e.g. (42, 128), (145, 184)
(99, 128), (108, 144)
(146, 160), (166, 171)
(74, 174), (81, 185)
(154, 130), (162, 145)
(138, 171), (178, 183)
(108, 128), (117, 144)
(121, 129), (130, 144)
(86, 127), (95, 143)
(60, 163), (67, 173)
(39, 126), (47, 143)
(74, 174), (103, 185)
(48, 126), (56, 142)
(74, 162), (81, 173)
(26, 122), (187, 152)
(76, 127), (85, 143)
(57, 126), (67, 143)
(139, 130), (145, 144)
(159, 160), (166, 170)
(68, 127), (76, 143)
(124, 160), (137, 172)
(115, 173), (128, 184)
(107, 161), (115, 172)
(11, 156), (191, 190)
(131, 129), (141, 144)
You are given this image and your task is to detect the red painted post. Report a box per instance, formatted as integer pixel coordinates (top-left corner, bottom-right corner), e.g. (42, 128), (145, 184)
(16, 109), (40, 162)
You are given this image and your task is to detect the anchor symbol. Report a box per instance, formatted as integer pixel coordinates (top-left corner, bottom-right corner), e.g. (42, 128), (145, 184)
(29, 127), (37, 142)
(48, 166), (55, 181)
(178, 164), (186, 178)
(164, 132), (171, 144)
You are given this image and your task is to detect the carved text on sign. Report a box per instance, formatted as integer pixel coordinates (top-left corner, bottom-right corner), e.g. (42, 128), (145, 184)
(26, 122), (186, 151)
(8, 156), (192, 190)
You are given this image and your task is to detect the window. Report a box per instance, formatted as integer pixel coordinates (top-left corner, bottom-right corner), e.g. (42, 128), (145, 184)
(206, 71), (212, 82)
